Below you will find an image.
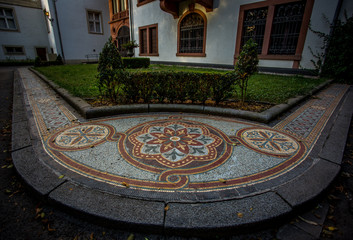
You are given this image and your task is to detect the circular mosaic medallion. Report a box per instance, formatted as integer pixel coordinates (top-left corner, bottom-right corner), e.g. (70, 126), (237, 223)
(48, 123), (116, 151)
(237, 127), (300, 157)
(118, 119), (233, 177)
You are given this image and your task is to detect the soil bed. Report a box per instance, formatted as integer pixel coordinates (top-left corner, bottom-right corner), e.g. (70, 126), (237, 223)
(85, 98), (274, 113)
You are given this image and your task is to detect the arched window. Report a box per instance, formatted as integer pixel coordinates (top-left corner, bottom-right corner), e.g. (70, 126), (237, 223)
(177, 11), (207, 57)
(117, 26), (130, 56)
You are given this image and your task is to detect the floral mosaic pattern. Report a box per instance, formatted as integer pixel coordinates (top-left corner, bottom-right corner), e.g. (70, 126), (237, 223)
(124, 120), (229, 169)
(237, 128), (300, 157)
(48, 124), (116, 151)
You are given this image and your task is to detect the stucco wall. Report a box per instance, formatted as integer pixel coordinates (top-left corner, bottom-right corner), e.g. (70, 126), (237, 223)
(54, 0), (111, 62)
(132, 0), (343, 70)
(0, 3), (50, 60)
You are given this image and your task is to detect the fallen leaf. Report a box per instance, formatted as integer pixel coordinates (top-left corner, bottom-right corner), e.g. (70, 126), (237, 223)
(164, 205), (170, 211)
(218, 178), (226, 183)
(335, 185), (344, 193)
(127, 233), (134, 240)
(47, 224), (56, 232)
(298, 216), (320, 226)
(7, 164), (13, 169)
(237, 212), (243, 218)
(326, 226), (338, 231)
(2, 165), (7, 168)
(58, 175), (64, 179)
(122, 182), (130, 188)
(90, 233), (94, 240)
(40, 212), (45, 218)
(250, 207), (253, 211)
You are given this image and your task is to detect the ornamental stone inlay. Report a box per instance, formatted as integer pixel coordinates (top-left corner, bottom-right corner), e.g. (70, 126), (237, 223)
(120, 119), (233, 172)
(237, 128), (300, 157)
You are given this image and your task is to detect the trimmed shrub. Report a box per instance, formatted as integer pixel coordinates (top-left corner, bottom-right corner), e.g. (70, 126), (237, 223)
(120, 71), (236, 104)
(122, 57), (150, 68)
(0, 59), (35, 66)
(235, 39), (259, 104)
(97, 37), (125, 103)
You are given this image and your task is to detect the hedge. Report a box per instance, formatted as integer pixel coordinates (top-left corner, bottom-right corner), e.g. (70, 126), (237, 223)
(0, 59), (35, 66)
(115, 71), (238, 104)
(122, 57), (150, 69)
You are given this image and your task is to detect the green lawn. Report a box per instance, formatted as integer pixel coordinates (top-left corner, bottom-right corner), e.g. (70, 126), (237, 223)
(34, 64), (326, 104)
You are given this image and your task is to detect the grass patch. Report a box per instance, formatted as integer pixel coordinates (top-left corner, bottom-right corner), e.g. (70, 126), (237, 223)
(34, 64), (327, 104)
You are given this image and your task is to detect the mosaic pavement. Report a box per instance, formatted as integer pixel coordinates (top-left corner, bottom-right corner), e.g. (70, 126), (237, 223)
(18, 68), (349, 200)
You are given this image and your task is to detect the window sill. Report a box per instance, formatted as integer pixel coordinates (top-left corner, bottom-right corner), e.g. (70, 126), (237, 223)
(234, 54), (301, 61)
(176, 53), (206, 57)
(139, 53), (159, 57)
(88, 31), (104, 35)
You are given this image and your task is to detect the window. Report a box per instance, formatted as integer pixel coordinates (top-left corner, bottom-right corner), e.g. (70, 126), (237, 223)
(177, 10), (207, 57)
(3, 46), (24, 55)
(0, 7), (17, 31)
(87, 11), (103, 34)
(139, 24), (158, 56)
(112, 0), (128, 14)
(235, 0), (314, 67)
(117, 26), (130, 56)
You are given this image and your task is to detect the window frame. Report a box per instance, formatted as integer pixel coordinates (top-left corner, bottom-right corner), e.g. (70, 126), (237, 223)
(177, 10), (207, 57)
(0, 6), (19, 32)
(234, 0), (314, 68)
(3, 45), (25, 55)
(138, 23), (159, 56)
(86, 9), (104, 35)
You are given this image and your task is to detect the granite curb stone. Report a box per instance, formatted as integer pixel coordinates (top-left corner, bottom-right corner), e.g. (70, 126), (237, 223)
(164, 191), (291, 235)
(29, 68), (333, 123)
(276, 158), (340, 208)
(319, 88), (353, 164)
(48, 182), (166, 232)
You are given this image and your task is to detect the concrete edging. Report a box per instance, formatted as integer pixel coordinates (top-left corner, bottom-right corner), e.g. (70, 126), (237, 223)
(29, 68), (332, 123)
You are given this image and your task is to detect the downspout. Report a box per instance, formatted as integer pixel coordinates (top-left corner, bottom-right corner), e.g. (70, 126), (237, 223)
(129, 0), (134, 44)
(53, 0), (65, 62)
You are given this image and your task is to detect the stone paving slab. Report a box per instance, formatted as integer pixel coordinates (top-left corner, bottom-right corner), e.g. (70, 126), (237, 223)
(11, 67), (353, 236)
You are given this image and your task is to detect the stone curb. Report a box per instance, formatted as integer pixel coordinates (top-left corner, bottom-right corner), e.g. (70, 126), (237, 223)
(28, 68), (333, 123)
(12, 69), (352, 237)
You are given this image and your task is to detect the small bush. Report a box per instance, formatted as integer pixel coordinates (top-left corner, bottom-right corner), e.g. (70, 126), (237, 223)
(122, 57), (150, 69)
(97, 37), (125, 103)
(235, 39), (259, 103)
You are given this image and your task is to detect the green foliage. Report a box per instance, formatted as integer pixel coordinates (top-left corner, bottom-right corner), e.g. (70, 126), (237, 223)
(121, 40), (139, 50)
(235, 39), (259, 103)
(0, 59), (35, 66)
(97, 37), (124, 103)
(34, 57), (41, 67)
(56, 55), (64, 65)
(309, 14), (353, 83)
(122, 57), (150, 69)
(121, 71), (235, 104)
(321, 14), (353, 83)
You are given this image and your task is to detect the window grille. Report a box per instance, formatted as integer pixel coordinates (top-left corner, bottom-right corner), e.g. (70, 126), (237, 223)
(0, 8), (17, 30)
(140, 28), (147, 54)
(179, 13), (204, 53)
(268, 1), (306, 55)
(149, 27), (157, 54)
(117, 26), (130, 56)
(241, 7), (268, 54)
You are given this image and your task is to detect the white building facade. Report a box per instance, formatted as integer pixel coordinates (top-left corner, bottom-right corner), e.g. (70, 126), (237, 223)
(109, 0), (353, 71)
(0, 0), (51, 61)
(0, 0), (111, 63)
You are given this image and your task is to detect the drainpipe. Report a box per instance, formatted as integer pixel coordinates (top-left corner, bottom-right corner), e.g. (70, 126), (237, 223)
(129, 0), (134, 43)
(53, 0), (66, 62)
